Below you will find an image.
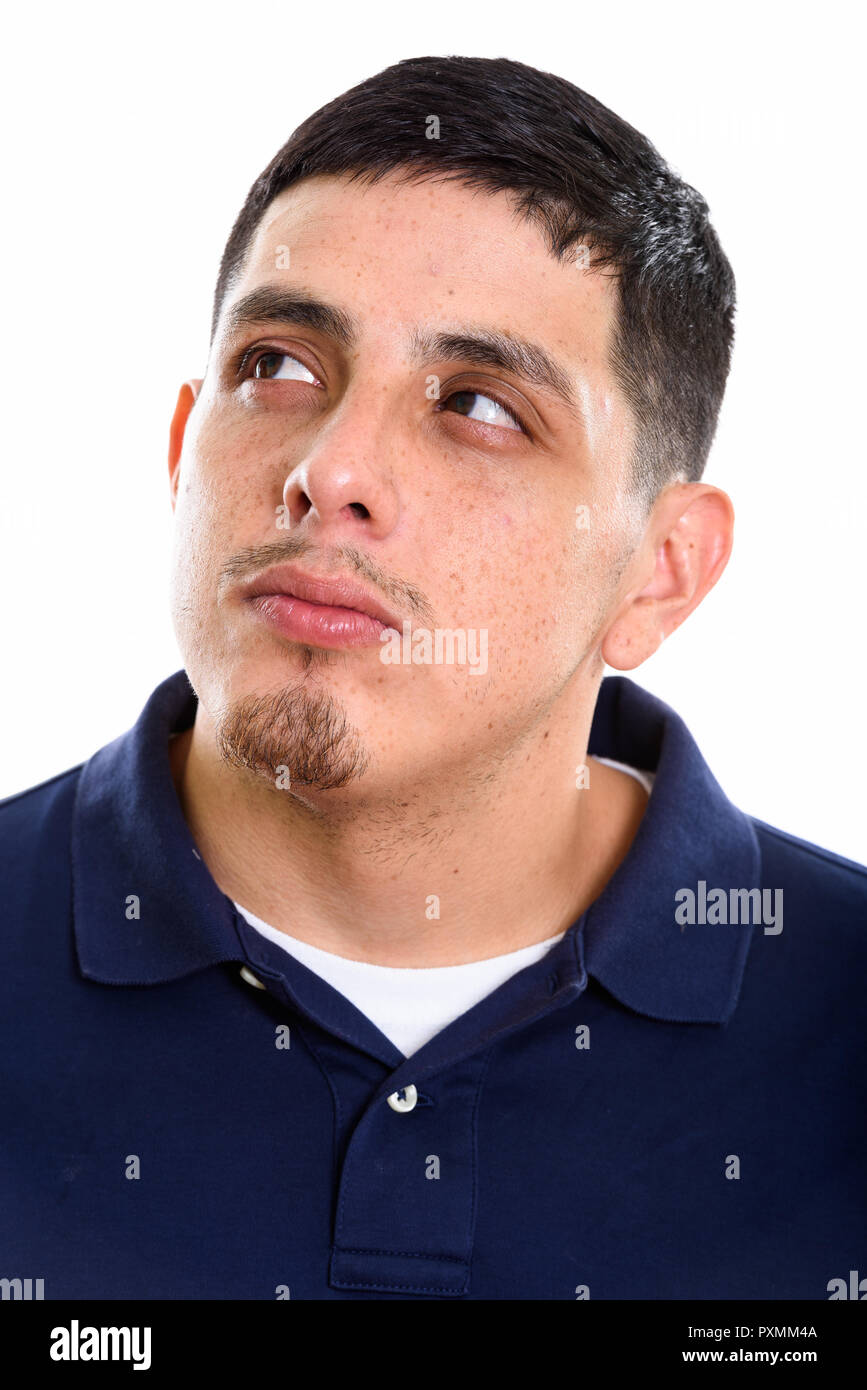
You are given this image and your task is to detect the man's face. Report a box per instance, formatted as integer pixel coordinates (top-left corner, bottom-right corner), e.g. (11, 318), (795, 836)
(169, 172), (643, 797)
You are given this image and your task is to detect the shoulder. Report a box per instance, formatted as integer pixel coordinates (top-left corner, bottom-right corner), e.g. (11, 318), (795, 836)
(752, 814), (867, 889)
(0, 764), (84, 869)
(749, 814), (867, 951)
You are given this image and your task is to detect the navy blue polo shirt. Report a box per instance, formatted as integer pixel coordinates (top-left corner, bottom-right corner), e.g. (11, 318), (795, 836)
(1, 670), (865, 1300)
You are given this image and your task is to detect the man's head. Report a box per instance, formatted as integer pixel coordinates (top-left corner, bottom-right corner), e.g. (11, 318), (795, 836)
(168, 56), (735, 803)
(212, 56), (736, 502)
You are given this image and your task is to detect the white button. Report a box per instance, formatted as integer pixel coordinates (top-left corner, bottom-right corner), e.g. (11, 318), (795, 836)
(387, 1085), (418, 1113)
(240, 965), (266, 990)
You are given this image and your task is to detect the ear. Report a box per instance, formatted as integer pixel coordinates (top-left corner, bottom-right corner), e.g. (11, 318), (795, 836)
(601, 483), (734, 671)
(168, 379), (203, 507)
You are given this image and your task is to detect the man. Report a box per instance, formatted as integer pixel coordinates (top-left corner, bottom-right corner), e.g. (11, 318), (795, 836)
(1, 55), (864, 1302)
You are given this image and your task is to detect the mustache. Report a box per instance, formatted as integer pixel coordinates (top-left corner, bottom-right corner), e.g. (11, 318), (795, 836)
(219, 537), (437, 629)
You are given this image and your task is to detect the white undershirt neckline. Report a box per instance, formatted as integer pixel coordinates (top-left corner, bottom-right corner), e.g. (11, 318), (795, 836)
(233, 757), (655, 1058)
(235, 903), (567, 1058)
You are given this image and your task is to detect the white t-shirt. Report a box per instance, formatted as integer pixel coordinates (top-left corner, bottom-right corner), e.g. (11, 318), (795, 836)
(234, 759), (654, 1058)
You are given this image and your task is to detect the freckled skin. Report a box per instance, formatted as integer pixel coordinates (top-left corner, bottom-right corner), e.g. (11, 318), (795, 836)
(166, 173), (734, 965)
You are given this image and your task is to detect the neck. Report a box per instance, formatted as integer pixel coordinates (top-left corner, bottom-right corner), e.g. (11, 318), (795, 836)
(169, 679), (648, 967)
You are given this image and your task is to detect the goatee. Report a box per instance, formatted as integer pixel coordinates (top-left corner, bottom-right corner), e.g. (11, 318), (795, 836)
(215, 683), (369, 791)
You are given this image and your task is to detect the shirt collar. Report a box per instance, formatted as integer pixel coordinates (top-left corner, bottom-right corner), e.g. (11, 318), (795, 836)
(72, 671), (245, 985)
(72, 670), (759, 1025)
(583, 676), (759, 1023)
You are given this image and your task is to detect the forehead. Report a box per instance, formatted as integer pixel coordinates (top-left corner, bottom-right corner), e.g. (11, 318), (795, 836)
(226, 173), (617, 379)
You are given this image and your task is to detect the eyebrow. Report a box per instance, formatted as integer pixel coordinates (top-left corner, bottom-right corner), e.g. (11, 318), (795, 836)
(222, 286), (358, 348)
(410, 328), (580, 415)
(222, 284), (580, 414)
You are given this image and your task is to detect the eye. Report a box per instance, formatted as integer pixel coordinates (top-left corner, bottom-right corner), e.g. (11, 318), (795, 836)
(439, 390), (523, 432)
(251, 351), (317, 383)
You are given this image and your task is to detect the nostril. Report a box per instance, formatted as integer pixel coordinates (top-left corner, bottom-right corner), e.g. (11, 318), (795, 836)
(346, 502), (370, 520)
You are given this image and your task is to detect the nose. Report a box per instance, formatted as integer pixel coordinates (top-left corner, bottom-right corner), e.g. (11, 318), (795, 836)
(280, 399), (401, 543)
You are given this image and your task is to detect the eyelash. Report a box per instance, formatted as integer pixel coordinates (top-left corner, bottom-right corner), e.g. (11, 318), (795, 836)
(234, 345), (321, 383)
(434, 390), (527, 436)
(235, 345), (530, 437)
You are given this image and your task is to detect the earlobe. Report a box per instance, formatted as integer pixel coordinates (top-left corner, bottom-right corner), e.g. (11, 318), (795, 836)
(168, 379), (203, 505)
(600, 483), (734, 672)
(601, 606), (665, 672)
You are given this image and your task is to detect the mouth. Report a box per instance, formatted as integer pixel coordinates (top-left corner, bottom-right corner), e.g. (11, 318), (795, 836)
(238, 565), (402, 650)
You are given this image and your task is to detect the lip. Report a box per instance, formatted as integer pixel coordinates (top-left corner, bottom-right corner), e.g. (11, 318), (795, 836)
(238, 565), (402, 650)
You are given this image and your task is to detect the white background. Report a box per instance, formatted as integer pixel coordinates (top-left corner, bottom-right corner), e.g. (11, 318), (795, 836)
(1, 0), (864, 862)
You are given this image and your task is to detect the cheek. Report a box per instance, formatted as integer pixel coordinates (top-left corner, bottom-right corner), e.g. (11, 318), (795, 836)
(176, 415), (275, 545)
(171, 475), (218, 584)
(170, 464), (239, 620)
(444, 512), (575, 655)
(485, 511), (616, 668)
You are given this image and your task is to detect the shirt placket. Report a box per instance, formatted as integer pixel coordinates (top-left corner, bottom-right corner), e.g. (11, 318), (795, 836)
(238, 920), (587, 1297)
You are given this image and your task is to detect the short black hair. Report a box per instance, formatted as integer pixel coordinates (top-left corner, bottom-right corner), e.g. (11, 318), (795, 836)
(211, 55), (736, 502)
